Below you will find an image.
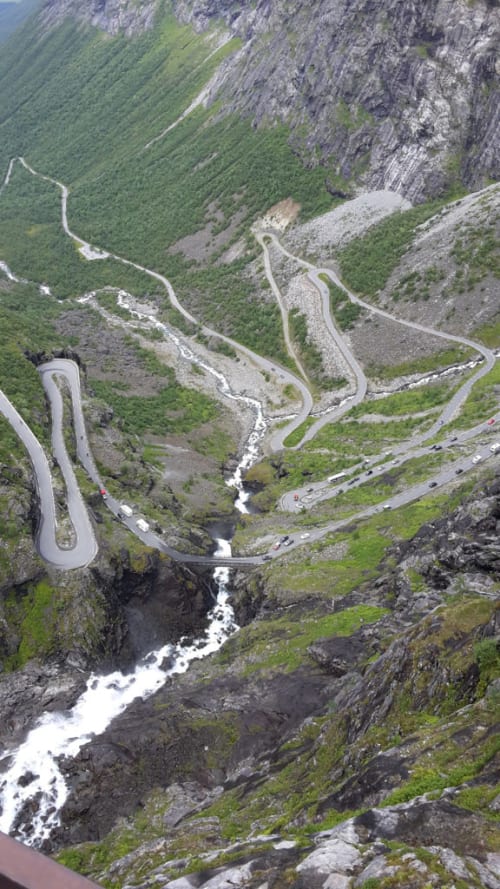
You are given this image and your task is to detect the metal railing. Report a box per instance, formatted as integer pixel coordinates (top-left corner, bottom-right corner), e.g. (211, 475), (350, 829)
(0, 832), (102, 889)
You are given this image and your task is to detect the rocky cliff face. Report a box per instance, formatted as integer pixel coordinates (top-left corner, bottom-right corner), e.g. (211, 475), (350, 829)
(49, 471), (500, 888)
(0, 549), (215, 753)
(40, 0), (159, 35)
(172, 0), (500, 202)
(37, 0), (499, 201)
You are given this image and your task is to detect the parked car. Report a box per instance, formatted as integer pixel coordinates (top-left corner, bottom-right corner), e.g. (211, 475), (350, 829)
(490, 442), (500, 452)
(284, 539), (294, 546)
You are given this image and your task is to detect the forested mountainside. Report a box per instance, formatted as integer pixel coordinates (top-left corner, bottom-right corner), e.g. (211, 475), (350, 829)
(0, 0), (39, 43)
(39, 0), (500, 202)
(0, 0), (499, 887)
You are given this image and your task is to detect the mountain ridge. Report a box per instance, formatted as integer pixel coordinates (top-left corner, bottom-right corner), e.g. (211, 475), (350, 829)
(33, 0), (500, 201)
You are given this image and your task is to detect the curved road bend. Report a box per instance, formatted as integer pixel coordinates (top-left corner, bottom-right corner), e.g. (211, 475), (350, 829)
(0, 385), (97, 569)
(313, 265), (496, 442)
(2, 161), (498, 566)
(15, 157), (313, 453)
(1, 352), (498, 570)
(39, 360), (262, 568)
(254, 231), (310, 383)
(265, 232), (496, 447)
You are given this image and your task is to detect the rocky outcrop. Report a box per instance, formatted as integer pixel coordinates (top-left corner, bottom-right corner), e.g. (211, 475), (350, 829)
(172, 0), (499, 201)
(48, 471), (500, 886)
(39, 0), (159, 35)
(0, 550), (215, 753)
(31, 0), (500, 200)
(54, 666), (337, 846)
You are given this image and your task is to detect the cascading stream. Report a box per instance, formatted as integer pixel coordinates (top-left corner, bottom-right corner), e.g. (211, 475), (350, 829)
(0, 329), (264, 845)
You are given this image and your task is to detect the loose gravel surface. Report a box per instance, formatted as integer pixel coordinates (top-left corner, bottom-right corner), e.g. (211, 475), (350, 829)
(286, 190), (412, 254)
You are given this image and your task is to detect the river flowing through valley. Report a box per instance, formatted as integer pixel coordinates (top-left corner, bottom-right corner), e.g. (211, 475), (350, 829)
(0, 331), (266, 844)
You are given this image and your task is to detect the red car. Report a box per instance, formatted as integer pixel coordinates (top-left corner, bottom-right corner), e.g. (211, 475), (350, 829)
(293, 493), (299, 501)
(487, 418), (496, 425)
(99, 488), (108, 499)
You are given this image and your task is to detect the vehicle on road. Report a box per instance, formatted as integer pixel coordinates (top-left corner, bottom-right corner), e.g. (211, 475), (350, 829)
(429, 481), (438, 488)
(383, 503), (391, 510)
(328, 472), (347, 483)
(456, 468), (464, 474)
(284, 539), (293, 546)
(487, 418), (496, 426)
(99, 487), (108, 499)
(136, 518), (150, 533)
(293, 493), (299, 501)
(307, 487), (314, 493)
(273, 541), (281, 550)
(300, 532), (310, 539)
(490, 442), (500, 452)
(472, 455), (482, 464)
(119, 504), (133, 518)
(281, 535), (289, 543)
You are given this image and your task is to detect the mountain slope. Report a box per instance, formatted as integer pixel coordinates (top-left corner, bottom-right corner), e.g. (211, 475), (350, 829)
(0, 0), (39, 43)
(174, 0), (500, 202)
(0, 2), (498, 887)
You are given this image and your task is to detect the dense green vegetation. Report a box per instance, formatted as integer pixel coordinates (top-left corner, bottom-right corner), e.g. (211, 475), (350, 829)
(288, 306), (341, 386)
(0, 8), (335, 363)
(0, 163), (162, 299)
(91, 377), (217, 437)
(337, 201), (447, 297)
(168, 257), (290, 363)
(0, 277), (64, 442)
(319, 274), (363, 329)
(1, 7), (499, 885)
(366, 344), (475, 380)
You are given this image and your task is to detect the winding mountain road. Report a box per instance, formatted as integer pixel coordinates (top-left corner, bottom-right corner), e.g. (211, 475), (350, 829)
(0, 370), (97, 570)
(0, 157), (498, 569)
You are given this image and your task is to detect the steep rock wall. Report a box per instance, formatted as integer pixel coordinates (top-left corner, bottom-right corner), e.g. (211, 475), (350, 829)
(32, 0), (499, 200)
(173, 0), (499, 201)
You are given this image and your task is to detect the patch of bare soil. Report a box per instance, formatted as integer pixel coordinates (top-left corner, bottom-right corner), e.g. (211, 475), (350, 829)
(346, 309), (452, 374)
(55, 309), (163, 396)
(261, 198), (301, 231)
(167, 202), (247, 263)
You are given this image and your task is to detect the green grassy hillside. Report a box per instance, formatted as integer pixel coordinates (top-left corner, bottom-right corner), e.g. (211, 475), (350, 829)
(0, 6), (332, 355)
